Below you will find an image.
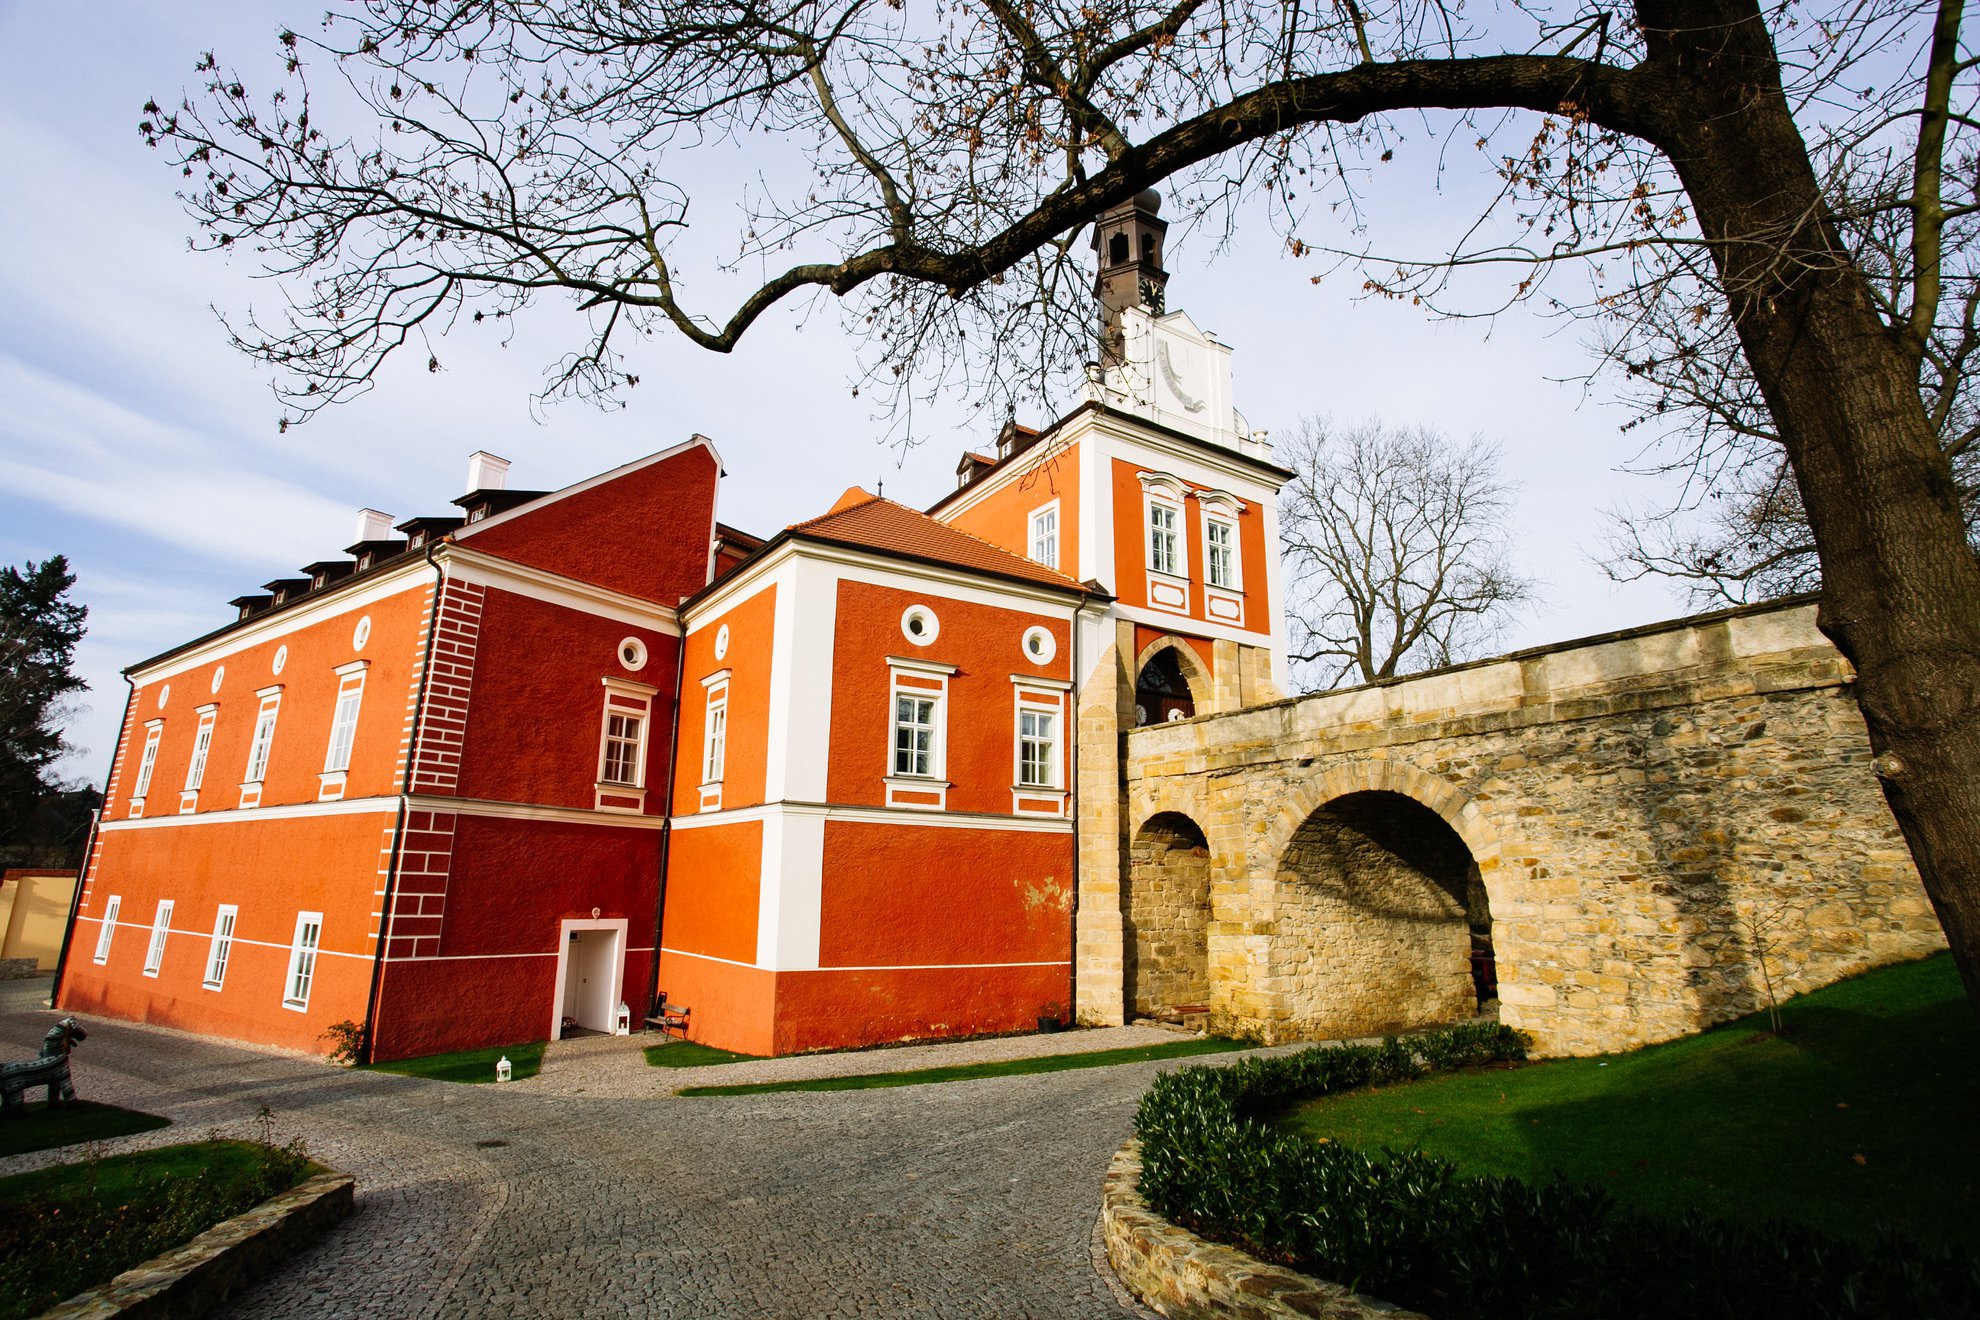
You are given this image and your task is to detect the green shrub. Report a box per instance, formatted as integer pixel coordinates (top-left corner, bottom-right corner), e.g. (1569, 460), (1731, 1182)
(1134, 1024), (1980, 1319)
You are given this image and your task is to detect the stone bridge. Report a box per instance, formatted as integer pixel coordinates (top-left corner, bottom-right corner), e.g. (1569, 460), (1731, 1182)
(1090, 598), (1944, 1056)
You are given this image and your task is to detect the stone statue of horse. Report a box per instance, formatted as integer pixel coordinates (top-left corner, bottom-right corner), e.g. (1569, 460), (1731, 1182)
(1, 1017), (87, 1116)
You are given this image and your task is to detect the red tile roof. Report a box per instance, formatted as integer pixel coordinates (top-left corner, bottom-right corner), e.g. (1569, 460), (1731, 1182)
(788, 491), (1092, 594)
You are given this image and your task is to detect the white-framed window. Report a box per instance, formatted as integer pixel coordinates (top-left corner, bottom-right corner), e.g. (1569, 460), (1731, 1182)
(131, 722), (163, 804)
(703, 693), (728, 784)
(1148, 499), (1182, 577)
(602, 712), (644, 786)
(184, 707), (217, 792)
(1029, 502), (1060, 569)
(244, 688), (282, 785)
(93, 895), (121, 963)
(204, 905), (238, 989)
(1018, 707), (1059, 788)
(596, 677), (659, 810)
(143, 899), (174, 977)
(323, 665), (367, 774)
(893, 692), (941, 777)
(1205, 516), (1238, 589)
(284, 912), (323, 1010)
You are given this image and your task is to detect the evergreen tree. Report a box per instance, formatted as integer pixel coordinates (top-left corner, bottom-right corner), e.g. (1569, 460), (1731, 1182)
(0, 556), (91, 862)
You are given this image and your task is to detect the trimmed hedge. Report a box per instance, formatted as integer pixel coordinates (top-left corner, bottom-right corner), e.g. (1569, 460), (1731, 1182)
(1135, 1023), (1980, 1319)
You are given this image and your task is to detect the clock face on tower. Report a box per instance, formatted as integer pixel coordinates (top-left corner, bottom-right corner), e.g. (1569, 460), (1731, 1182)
(1139, 277), (1166, 315)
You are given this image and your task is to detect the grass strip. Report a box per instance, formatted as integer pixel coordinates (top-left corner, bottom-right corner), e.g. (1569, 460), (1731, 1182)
(645, 1041), (758, 1068)
(679, 1036), (1250, 1095)
(1283, 953), (1978, 1247)
(0, 1139), (317, 1320)
(0, 1100), (168, 1158)
(363, 1039), (545, 1084)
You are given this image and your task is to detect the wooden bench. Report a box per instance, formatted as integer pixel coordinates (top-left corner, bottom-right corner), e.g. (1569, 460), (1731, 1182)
(644, 992), (691, 1037)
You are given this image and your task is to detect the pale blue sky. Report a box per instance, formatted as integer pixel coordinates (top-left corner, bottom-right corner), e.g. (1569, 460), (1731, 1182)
(1, 2), (1688, 785)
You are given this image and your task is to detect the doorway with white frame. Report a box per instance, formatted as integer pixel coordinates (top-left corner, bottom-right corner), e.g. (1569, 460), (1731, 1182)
(552, 917), (626, 1039)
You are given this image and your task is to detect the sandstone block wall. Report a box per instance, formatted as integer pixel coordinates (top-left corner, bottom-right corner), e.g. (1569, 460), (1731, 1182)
(1115, 600), (1946, 1056)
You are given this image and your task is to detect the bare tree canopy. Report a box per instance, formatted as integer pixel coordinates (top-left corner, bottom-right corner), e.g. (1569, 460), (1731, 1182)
(145, 0), (1980, 1009)
(1281, 418), (1535, 688)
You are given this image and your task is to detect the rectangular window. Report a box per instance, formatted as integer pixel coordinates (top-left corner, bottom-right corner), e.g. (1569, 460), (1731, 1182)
(184, 709), (216, 791)
(601, 711), (645, 787)
(702, 697), (728, 784)
(132, 724), (162, 801)
(1018, 708), (1059, 788)
(1029, 504), (1060, 569)
(284, 912), (323, 1009)
(244, 693), (281, 784)
(893, 694), (939, 777)
(324, 680), (364, 774)
(204, 905), (238, 989)
(143, 899), (174, 976)
(1206, 518), (1236, 589)
(1148, 501), (1180, 576)
(93, 895), (121, 963)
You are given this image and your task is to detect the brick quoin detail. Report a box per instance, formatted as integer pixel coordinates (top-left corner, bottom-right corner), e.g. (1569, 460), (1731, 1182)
(385, 810), (456, 960)
(409, 578), (484, 796)
(77, 695), (145, 914)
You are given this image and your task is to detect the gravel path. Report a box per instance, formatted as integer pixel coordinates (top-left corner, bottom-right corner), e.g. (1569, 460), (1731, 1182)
(0, 978), (1193, 1318)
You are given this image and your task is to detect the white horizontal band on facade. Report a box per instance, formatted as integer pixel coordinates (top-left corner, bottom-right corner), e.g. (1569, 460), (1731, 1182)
(658, 946), (1071, 974)
(384, 944), (660, 964)
(100, 793), (670, 833)
(100, 795), (401, 831)
(1113, 601), (1270, 647)
(78, 916), (371, 961)
(669, 799), (1073, 833)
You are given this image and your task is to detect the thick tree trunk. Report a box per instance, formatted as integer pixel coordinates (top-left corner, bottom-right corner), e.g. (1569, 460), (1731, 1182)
(1636, 0), (1980, 1009)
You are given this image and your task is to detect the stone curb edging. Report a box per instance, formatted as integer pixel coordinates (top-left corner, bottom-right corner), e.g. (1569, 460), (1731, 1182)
(1101, 1140), (1424, 1320)
(36, 1170), (356, 1320)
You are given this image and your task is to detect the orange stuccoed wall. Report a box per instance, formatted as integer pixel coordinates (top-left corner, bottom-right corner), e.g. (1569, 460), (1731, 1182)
(940, 440), (1081, 571)
(826, 579), (1071, 814)
(1109, 457), (1272, 635)
(674, 582), (778, 813)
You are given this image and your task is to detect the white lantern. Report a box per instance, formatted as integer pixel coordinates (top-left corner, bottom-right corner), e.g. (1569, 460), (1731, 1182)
(495, 1055), (512, 1083)
(613, 1002), (631, 1036)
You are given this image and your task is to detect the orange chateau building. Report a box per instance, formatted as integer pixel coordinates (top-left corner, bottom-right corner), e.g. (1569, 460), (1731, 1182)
(55, 194), (1292, 1060)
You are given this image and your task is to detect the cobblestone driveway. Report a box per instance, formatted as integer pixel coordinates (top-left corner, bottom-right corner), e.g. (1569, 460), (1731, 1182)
(1, 980), (1166, 1318)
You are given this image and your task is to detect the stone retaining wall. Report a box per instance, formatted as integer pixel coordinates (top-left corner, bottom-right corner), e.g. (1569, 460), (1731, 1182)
(1101, 1139), (1420, 1319)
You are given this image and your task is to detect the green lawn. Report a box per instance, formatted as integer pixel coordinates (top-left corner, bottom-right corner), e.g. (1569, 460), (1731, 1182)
(0, 1100), (168, 1158)
(1284, 953), (1978, 1247)
(645, 1040), (758, 1068)
(363, 1039), (544, 1083)
(0, 1140), (316, 1320)
(680, 1036), (1252, 1095)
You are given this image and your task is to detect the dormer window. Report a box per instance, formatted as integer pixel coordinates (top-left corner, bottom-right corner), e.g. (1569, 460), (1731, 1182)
(239, 603), (253, 620)
(312, 573), (326, 589)
(409, 531), (425, 549)
(467, 505), (488, 523)
(358, 553), (373, 571)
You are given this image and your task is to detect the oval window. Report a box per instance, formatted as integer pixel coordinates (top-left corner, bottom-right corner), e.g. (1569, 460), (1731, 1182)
(900, 605), (940, 646)
(1021, 626), (1057, 665)
(210, 667), (226, 695)
(272, 644), (289, 676)
(353, 615), (372, 651)
(714, 624), (731, 661)
(618, 636), (648, 671)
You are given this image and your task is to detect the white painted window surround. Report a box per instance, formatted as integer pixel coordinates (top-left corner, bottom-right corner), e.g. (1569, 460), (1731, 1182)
(1205, 516), (1238, 590)
(284, 912), (323, 1009)
(143, 899), (174, 976)
(204, 905), (238, 989)
(1147, 499), (1181, 577)
(323, 665), (367, 774)
(244, 689), (282, 785)
(93, 896), (122, 963)
(1029, 502), (1060, 569)
(1018, 708), (1059, 788)
(601, 712), (645, 786)
(184, 708), (216, 792)
(703, 695), (728, 784)
(131, 723), (163, 804)
(893, 693), (940, 777)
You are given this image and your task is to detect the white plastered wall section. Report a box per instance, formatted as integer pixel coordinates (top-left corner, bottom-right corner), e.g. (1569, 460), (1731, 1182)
(683, 544), (1082, 976)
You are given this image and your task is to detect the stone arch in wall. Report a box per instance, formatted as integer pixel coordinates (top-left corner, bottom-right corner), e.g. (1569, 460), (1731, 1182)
(1133, 636), (1214, 725)
(1125, 810), (1214, 1021)
(1254, 758), (1502, 1041)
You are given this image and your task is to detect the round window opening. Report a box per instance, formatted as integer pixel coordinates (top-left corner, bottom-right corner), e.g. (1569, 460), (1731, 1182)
(714, 624), (730, 661)
(158, 683), (171, 709)
(1021, 626), (1057, 665)
(900, 605), (940, 645)
(618, 637), (648, 671)
(210, 667), (225, 695)
(353, 615), (372, 652)
(272, 644), (289, 676)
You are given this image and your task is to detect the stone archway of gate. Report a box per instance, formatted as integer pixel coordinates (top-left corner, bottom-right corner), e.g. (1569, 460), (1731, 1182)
(1237, 757), (1510, 1043)
(1123, 784), (1229, 1024)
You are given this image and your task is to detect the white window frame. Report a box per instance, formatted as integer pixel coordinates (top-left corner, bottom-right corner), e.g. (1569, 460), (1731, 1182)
(93, 895), (121, 963)
(1204, 515), (1239, 590)
(884, 657), (956, 809)
(600, 710), (646, 787)
(893, 692), (941, 778)
(283, 911), (323, 1011)
(204, 905), (238, 989)
(703, 693), (728, 785)
(1017, 707), (1060, 789)
(596, 676), (659, 811)
(1028, 500), (1061, 569)
(1009, 677), (1074, 815)
(182, 705), (217, 811)
(241, 686), (282, 806)
(323, 662), (367, 775)
(130, 721), (163, 815)
(143, 899), (174, 977)
(1146, 497), (1183, 578)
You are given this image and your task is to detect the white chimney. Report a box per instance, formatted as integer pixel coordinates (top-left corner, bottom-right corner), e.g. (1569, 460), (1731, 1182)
(466, 451), (510, 493)
(353, 508), (395, 543)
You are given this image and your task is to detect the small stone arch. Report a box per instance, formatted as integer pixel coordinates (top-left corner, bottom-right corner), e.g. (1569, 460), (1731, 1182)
(1125, 810), (1214, 1022)
(1251, 757), (1506, 1040)
(1133, 635), (1215, 724)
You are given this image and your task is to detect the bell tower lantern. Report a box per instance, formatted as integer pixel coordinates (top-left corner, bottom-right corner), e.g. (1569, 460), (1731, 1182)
(1092, 189), (1169, 367)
